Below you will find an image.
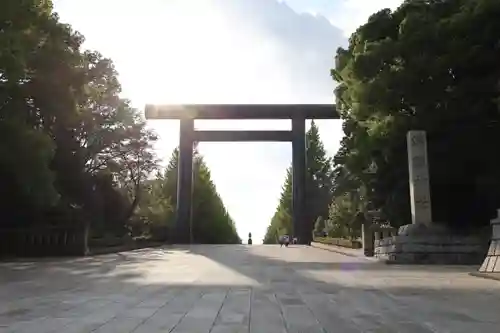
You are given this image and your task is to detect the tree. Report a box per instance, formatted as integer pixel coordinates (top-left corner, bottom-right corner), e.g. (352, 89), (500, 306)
(0, 0), (86, 228)
(263, 169), (292, 243)
(132, 176), (174, 241)
(313, 216), (326, 237)
(142, 148), (241, 244)
(304, 121), (335, 241)
(331, 0), (500, 233)
(263, 122), (335, 243)
(0, 0), (159, 246)
(326, 193), (362, 240)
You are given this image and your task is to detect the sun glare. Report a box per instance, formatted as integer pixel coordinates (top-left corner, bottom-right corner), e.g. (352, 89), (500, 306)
(66, 0), (344, 243)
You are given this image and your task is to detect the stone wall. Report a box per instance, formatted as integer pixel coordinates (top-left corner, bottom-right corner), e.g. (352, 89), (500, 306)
(375, 231), (487, 264)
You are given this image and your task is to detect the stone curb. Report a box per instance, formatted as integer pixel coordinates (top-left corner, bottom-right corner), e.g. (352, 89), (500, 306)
(469, 271), (500, 282)
(89, 242), (165, 256)
(310, 242), (378, 261)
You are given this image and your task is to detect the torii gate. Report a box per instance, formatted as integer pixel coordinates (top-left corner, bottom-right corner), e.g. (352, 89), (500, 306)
(145, 104), (339, 245)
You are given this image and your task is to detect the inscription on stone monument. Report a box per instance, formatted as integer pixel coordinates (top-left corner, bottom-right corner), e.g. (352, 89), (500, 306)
(407, 130), (432, 226)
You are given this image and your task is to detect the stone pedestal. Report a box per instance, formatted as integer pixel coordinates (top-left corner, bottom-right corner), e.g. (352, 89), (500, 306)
(478, 209), (500, 273)
(373, 131), (488, 264)
(375, 224), (487, 264)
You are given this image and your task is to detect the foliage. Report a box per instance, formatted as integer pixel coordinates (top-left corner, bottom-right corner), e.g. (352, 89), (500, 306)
(135, 148), (242, 244)
(1, 0), (73, 222)
(0, 1), (156, 245)
(263, 122), (334, 243)
(304, 121), (336, 238)
(131, 176), (174, 241)
(313, 237), (362, 249)
(313, 216), (326, 237)
(326, 194), (363, 240)
(330, 0), (500, 233)
(263, 169), (292, 244)
(0, 0), (239, 251)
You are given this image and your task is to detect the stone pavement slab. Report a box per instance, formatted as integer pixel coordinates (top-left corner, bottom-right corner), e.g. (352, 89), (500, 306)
(0, 245), (499, 332)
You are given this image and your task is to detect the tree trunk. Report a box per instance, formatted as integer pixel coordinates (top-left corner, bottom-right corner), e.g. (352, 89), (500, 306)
(122, 185), (141, 224)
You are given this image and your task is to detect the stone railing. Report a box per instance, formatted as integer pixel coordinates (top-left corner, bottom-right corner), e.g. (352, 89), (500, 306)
(313, 237), (362, 249)
(478, 209), (500, 273)
(373, 224), (398, 245)
(0, 224), (89, 258)
(362, 223), (397, 257)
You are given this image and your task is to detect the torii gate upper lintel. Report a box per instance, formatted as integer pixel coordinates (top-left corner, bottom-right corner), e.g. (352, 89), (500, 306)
(145, 104), (339, 245)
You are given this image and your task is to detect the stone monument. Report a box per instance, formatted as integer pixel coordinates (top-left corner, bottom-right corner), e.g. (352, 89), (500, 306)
(398, 131), (445, 236)
(374, 131), (487, 264)
(407, 131), (432, 226)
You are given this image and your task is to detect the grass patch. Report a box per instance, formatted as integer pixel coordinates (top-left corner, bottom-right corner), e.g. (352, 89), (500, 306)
(313, 237), (362, 249)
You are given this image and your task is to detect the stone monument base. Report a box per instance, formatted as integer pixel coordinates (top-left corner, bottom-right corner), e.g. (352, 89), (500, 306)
(478, 236), (500, 273)
(375, 224), (488, 264)
(477, 209), (500, 273)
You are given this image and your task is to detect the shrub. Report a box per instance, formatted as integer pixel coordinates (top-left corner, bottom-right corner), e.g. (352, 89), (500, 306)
(313, 237), (362, 249)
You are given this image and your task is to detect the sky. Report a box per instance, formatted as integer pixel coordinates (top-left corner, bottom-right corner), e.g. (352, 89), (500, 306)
(53, 0), (402, 243)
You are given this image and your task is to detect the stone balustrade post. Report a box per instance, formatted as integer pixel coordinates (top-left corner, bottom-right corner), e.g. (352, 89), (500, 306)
(374, 231), (381, 247)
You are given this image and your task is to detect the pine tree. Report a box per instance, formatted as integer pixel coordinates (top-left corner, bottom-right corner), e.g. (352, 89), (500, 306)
(263, 169), (292, 243)
(304, 121), (335, 242)
(151, 148), (241, 244)
(263, 121), (334, 243)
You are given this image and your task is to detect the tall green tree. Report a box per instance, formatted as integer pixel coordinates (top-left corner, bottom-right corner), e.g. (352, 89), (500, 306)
(144, 148), (241, 244)
(132, 175), (173, 241)
(332, 0), (500, 232)
(1, 0), (243, 253)
(263, 122), (334, 243)
(0, 0), (76, 225)
(304, 121), (335, 240)
(263, 169), (292, 243)
(0, 0), (158, 241)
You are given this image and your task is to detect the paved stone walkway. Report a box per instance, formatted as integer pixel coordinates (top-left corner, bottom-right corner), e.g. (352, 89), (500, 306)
(1, 245), (499, 332)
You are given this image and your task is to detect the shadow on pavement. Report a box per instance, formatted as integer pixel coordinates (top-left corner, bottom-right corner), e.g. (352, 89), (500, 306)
(0, 244), (499, 332)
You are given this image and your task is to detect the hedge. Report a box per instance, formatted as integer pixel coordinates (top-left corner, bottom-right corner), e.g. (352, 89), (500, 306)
(313, 237), (362, 249)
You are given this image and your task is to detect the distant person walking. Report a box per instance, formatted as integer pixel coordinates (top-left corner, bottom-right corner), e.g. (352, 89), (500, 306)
(279, 235), (290, 247)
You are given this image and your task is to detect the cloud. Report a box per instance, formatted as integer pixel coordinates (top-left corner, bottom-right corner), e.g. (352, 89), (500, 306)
(282, 0), (404, 36)
(339, 0), (403, 33)
(187, 0), (346, 241)
(209, 0), (345, 103)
